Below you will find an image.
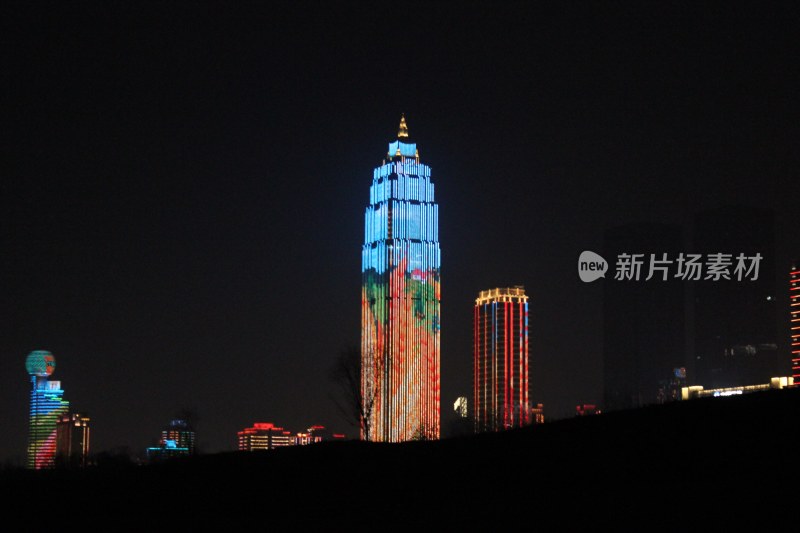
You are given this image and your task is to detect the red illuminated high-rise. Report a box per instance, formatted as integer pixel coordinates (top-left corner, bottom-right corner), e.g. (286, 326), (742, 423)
(791, 260), (800, 382)
(474, 287), (530, 432)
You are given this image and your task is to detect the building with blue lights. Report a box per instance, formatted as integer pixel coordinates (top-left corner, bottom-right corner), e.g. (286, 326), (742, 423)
(361, 115), (441, 441)
(146, 418), (195, 462)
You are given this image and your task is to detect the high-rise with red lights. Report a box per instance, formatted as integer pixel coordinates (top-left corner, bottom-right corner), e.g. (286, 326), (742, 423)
(791, 260), (799, 382)
(474, 287), (530, 432)
(361, 116), (441, 442)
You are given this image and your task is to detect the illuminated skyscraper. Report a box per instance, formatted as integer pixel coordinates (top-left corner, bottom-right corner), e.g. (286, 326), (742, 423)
(791, 260), (799, 382)
(56, 413), (91, 467)
(26, 350), (70, 469)
(361, 115), (441, 442)
(474, 287), (530, 432)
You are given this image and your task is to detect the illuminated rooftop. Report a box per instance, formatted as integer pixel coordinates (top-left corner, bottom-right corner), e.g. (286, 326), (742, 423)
(387, 114), (419, 161)
(475, 286), (529, 305)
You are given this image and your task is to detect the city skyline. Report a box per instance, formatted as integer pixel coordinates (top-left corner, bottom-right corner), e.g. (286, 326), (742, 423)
(1, 3), (798, 463)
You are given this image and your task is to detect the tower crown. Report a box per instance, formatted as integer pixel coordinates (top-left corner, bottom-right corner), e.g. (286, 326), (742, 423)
(387, 114), (418, 160)
(397, 114), (409, 138)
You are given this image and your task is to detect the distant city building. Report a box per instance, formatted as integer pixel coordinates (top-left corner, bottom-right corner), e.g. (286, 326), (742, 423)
(474, 287), (530, 432)
(681, 376), (793, 400)
(530, 403), (545, 425)
(693, 206), (779, 388)
(160, 419), (196, 455)
(296, 425), (327, 446)
(56, 413), (91, 467)
(361, 116), (441, 442)
(146, 418), (195, 461)
(791, 260), (799, 384)
(238, 423), (295, 451)
(576, 404), (601, 416)
(239, 424), (344, 449)
(657, 367), (687, 404)
(453, 397), (468, 418)
(26, 350), (69, 469)
(603, 223), (686, 411)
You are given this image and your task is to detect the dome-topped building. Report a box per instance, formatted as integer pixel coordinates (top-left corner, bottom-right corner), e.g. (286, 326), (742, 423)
(26, 350), (69, 469)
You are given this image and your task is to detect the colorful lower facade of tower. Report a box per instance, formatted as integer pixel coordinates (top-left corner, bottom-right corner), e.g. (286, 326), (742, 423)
(28, 376), (70, 469)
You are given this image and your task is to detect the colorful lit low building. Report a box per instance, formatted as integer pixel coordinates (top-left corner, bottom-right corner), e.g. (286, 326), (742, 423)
(681, 376), (793, 400)
(56, 413), (91, 467)
(160, 419), (195, 455)
(146, 440), (190, 461)
(146, 418), (196, 461)
(657, 367), (687, 404)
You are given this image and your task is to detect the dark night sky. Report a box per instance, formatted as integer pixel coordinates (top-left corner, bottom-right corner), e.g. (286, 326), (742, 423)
(1, 2), (798, 462)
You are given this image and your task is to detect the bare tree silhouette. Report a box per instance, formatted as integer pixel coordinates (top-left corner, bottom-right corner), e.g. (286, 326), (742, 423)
(329, 346), (378, 441)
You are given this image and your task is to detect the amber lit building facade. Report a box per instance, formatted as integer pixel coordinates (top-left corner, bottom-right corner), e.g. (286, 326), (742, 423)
(55, 413), (90, 467)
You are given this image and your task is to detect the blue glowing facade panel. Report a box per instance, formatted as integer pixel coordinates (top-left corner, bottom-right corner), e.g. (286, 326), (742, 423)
(363, 159), (440, 274)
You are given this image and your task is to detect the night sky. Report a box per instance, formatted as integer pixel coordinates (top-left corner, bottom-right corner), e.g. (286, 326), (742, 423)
(2, 2), (798, 462)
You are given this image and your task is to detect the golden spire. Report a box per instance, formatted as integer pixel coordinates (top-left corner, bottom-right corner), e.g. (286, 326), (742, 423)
(397, 114), (409, 138)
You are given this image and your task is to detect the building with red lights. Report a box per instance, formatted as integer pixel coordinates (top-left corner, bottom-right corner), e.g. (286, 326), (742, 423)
(576, 404), (601, 416)
(474, 287), (530, 432)
(238, 423), (295, 451)
(791, 260), (799, 383)
(239, 424), (345, 450)
(530, 403), (545, 425)
(295, 425), (326, 446)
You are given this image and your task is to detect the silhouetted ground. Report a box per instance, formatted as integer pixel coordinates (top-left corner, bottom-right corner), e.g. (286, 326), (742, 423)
(3, 388), (798, 528)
